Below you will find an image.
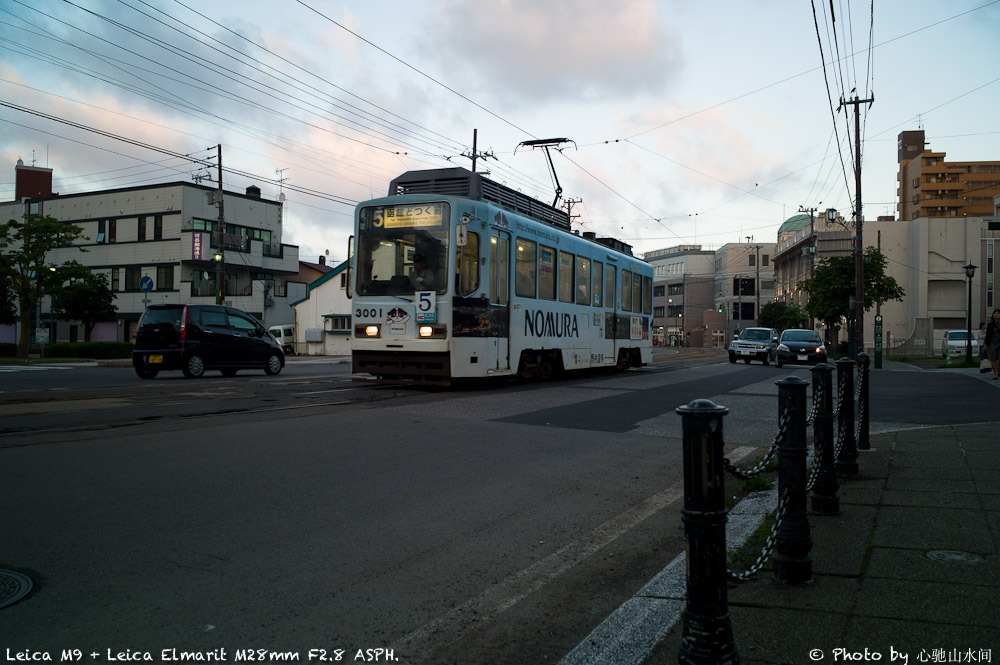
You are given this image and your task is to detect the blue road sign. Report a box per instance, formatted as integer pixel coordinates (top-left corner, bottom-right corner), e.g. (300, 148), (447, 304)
(139, 275), (154, 292)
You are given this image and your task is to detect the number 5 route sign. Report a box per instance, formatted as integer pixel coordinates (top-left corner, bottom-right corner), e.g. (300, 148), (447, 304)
(415, 291), (436, 323)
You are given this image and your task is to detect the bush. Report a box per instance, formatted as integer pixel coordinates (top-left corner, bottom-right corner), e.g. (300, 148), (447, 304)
(43, 342), (133, 359)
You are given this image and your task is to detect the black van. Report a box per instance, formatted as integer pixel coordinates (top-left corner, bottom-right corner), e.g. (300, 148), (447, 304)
(132, 304), (285, 379)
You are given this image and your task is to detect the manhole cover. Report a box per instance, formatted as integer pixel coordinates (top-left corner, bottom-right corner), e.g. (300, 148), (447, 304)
(926, 550), (983, 564)
(0, 570), (33, 610)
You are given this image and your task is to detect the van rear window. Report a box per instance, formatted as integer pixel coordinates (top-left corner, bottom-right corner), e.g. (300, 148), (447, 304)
(139, 308), (182, 328)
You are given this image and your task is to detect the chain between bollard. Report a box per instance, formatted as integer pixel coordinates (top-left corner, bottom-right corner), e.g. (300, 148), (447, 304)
(806, 438), (821, 492)
(728, 489), (789, 582)
(806, 381), (822, 426)
(723, 408), (791, 480)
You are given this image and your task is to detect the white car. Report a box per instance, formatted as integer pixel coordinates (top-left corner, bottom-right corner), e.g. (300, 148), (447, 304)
(941, 329), (974, 357)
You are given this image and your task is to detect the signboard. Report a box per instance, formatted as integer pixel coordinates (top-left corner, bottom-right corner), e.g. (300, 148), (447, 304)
(35, 329), (49, 344)
(372, 204), (445, 229)
(874, 314), (883, 369)
(139, 275), (154, 292)
(192, 231), (204, 260)
(415, 291), (437, 323)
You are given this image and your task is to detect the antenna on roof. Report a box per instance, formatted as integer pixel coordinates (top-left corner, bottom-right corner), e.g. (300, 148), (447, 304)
(515, 137), (576, 207)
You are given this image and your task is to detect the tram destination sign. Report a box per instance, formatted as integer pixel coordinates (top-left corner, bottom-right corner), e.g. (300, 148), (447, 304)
(374, 203), (445, 229)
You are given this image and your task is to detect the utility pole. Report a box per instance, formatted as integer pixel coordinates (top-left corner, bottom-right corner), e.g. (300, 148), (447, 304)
(839, 93), (874, 356)
(216, 144), (225, 305)
(799, 206), (818, 329)
(747, 236), (762, 326)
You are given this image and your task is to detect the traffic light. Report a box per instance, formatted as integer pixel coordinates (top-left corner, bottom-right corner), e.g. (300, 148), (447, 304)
(717, 304), (724, 313)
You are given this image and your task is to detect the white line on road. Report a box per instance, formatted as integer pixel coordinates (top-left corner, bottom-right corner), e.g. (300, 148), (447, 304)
(394, 446), (756, 661)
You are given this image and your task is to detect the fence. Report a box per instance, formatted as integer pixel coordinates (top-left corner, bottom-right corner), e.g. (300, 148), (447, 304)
(676, 353), (871, 664)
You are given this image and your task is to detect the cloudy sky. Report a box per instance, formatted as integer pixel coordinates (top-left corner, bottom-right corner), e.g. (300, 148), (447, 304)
(2, 0), (999, 266)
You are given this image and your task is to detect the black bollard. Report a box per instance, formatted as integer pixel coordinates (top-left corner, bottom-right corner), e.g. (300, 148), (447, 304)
(856, 353), (871, 450)
(810, 363), (840, 516)
(835, 357), (859, 476)
(773, 376), (813, 584)
(676, 399), (739, 665)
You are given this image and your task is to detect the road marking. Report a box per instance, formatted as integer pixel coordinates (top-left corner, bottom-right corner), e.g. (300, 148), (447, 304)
(0, 365), (75, 372)
(395, 446), (760, 659)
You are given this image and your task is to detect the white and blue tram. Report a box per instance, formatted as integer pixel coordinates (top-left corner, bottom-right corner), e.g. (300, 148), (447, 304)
(349, 167), (653, 385)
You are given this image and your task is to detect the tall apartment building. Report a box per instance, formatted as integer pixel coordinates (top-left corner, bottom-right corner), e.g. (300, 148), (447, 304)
(1, 161), (303, 344)
(897, 130), (1000, 221)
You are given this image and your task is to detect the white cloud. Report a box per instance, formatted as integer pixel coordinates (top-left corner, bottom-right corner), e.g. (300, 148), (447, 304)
(425, 0), (682, 106)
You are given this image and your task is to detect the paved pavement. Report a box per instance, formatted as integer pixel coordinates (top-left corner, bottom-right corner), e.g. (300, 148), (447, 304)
(563, 360), (1000, 665)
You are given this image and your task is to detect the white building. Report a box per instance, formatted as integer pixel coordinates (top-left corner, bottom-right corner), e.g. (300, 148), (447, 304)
(291, 261), (351, 355)
(1, 161), (304, 344)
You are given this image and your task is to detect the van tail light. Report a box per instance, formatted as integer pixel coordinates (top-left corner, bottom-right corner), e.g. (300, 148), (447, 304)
(180, 305), (189, 342)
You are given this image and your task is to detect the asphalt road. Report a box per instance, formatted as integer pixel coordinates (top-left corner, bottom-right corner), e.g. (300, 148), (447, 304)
(1, 353), (996, 664)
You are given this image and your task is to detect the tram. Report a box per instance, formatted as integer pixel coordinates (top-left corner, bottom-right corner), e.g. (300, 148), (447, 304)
(349, 167), (653, 385)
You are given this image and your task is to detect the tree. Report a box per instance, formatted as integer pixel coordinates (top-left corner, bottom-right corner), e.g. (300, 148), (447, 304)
(759, 301), (810, 331)
(52, 270), (118, 342)
(799, 247), (905, 335)
(0, 258), (17, 326)
(0, 213), (86, 356)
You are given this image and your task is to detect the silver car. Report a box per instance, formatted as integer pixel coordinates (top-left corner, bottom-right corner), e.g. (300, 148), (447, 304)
(728, 327), (779, 365)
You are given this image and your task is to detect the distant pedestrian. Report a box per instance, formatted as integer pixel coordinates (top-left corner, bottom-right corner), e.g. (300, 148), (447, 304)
(986, 309), (1000, 380)
(978, 322), (987, 360)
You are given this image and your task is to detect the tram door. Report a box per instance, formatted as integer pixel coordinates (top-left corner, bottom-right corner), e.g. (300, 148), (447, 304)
(488, 230), (511, 371)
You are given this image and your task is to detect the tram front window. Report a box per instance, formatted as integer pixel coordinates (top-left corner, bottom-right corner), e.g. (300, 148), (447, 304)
(356, 202), (450, 296)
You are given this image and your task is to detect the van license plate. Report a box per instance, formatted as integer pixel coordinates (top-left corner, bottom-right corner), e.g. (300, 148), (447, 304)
(149, 355), (163, 364)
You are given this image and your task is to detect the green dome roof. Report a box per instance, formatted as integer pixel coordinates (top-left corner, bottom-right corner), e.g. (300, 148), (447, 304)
(777, 213), (811, 234)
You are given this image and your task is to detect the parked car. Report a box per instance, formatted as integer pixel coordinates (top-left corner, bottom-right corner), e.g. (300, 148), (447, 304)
(133, 304), (285, 379)
(268, 324), (296, 355)
(941, 329), (974, 357)
(776, 329), (827, 367)
(728, 327), (779, 365)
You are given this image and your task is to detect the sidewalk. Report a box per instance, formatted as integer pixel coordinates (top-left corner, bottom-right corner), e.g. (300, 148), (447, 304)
(643, 422), (1000, 664)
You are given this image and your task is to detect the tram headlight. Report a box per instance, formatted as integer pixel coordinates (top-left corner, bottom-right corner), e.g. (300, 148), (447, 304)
(418, 324), (447, 339)
(355, 324), (381, 338)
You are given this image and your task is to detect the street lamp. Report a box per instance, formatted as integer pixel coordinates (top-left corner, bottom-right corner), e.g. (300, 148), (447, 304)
(964, 263), (977, 364)
(214, 252), (223, 305)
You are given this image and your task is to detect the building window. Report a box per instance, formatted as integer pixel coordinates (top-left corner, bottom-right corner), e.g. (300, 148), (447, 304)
(138, 216), (146, 241)
(108, 219), (116, 243)
(654, 285), (665, 297)
(667, 305), (683, 317)
(668, 283), (683, 296)
(328, 315), (351, 331)
(97, 219), (106, 244)
(762, 254), (769, 267)
(125, 267), (141, 291)
(156, 266), (174, 290)
(749, 253), (755, 266)
(654, 306), (665, 317)
(153, 215), (163, 240)
(111, 268), (120, 292)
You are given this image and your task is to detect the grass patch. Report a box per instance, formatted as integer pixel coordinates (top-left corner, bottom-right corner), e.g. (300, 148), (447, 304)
(727, 515), (776, 572)
(740, 476), (775, 492)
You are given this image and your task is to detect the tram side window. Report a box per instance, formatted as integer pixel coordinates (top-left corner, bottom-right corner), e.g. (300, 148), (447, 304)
(559, 251), (575, 303)
(622, 269), (633, 311)
(490, 234), (509, 305)
(456, 232), (480, 297)
(632, 272), (642, 314)
(592, 260), (603, 307)
(604, 264), (615, 309)
(643, 275), (653, 314)
(576, 256), (590, 305)
(539, 245), (556, 300)
(515, 238), (537, 298)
